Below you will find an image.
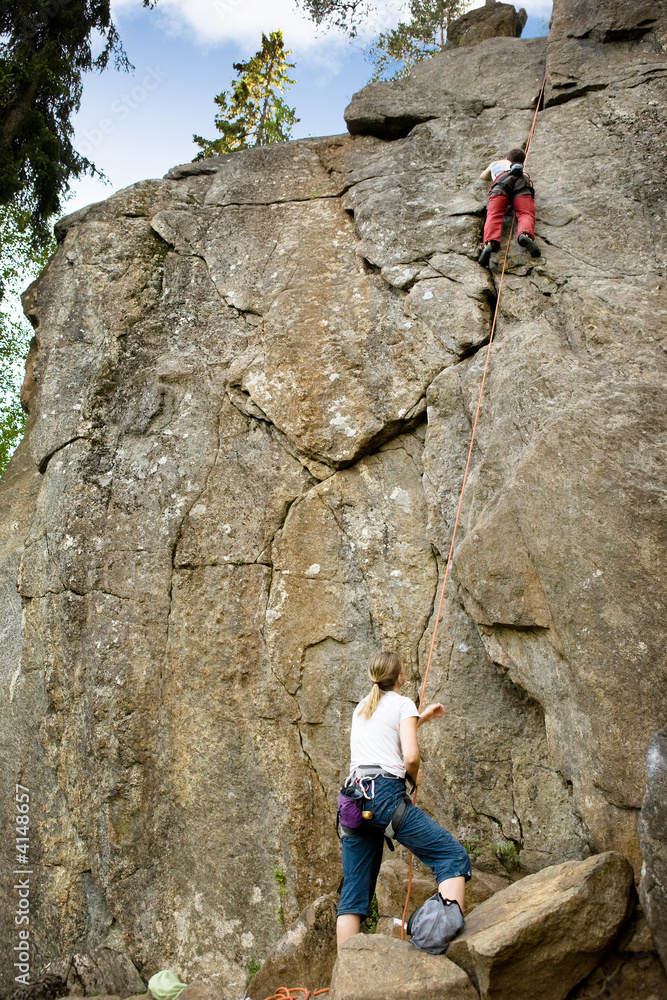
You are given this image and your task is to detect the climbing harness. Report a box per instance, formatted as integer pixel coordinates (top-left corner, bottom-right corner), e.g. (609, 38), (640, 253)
(384, 794), (410, 841)
(337, 767), (413, 849)
(489, 167), (534, 200)
(400, 72), (547, 939)
(489, 158), (534, 199)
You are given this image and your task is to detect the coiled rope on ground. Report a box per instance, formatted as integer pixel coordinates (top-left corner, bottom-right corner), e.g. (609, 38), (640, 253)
(260, 988), (329, 999)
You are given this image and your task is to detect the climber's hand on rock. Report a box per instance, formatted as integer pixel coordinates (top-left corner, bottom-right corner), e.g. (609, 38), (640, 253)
(418, 703), (446, 726)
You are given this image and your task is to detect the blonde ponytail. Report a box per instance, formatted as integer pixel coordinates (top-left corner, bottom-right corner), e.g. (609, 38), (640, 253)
(358, 652), (403, 720)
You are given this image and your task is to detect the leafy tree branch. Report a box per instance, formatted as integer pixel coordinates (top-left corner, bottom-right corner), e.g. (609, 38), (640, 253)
(0, 0), (156, 237)
(295, 0), (375, 36)
(0, 197), (55, 475)
(368, 0), (471, 80)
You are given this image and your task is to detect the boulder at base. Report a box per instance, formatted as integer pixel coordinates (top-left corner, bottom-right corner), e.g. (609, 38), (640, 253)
(568, 921), (667, 1000)
(60, 996), (123, 1000)
(177, 983), (223, 1000)
(447, 852), (635, 1000)
(56, 996), (147, 1000)
(329, 936), (478, 1000)
(44, 949), (146, 998)
(246, 893), (338, 1000)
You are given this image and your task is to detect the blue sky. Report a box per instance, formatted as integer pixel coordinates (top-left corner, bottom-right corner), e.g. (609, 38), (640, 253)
(68, 0), (552, 215)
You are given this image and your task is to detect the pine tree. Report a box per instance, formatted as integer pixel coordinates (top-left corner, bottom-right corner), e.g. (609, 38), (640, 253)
(0, 0), (154, 237)
(368, 0), (471, 80)
(193, 31), (299, 159)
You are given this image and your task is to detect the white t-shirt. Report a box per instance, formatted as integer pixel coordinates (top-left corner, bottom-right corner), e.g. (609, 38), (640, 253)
(489, 158), (512, 180)
(349, 690), (420, 778)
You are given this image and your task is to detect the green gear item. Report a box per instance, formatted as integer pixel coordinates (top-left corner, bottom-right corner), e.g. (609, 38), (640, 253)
(148, 970), (188, 1000)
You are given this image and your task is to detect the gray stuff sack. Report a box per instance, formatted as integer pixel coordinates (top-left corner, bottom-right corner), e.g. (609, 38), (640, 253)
(407, 893), (465, 954)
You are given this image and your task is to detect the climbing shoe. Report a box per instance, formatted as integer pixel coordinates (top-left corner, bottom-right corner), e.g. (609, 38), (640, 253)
(518, 232), (541, 258)
(478, 241), (497, 268)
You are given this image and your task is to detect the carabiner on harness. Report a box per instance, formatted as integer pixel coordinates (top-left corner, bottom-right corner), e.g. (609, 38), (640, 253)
(359, 778), (375, 820)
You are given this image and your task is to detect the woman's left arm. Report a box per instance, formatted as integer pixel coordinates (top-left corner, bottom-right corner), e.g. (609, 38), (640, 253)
(399, 716), (421, 785)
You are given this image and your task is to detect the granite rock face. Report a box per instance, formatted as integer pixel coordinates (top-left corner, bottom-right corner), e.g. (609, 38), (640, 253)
(544, 0), (667, 106)
(38, 949), (145, 1000)
(344, 36), (546, 139)
(0, 0), (666, 994)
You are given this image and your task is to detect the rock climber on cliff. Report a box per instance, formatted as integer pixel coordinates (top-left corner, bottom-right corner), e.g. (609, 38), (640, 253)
(478, 147), (541, 267)
(336, 652), (471, 950)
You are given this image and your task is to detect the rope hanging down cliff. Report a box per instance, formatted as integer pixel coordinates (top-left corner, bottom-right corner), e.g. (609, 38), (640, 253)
(259, 75), (547, 1000)
(400, 71), (548, 939)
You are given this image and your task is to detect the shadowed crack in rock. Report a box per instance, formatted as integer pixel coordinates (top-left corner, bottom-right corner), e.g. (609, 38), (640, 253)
(38, 435), (89, 475)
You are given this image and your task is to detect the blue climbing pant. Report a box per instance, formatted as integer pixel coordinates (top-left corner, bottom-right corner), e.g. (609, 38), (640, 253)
(337, 776), (472, 918)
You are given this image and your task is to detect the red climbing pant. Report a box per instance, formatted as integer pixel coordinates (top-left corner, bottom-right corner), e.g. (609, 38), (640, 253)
(483, 193), (536, 244)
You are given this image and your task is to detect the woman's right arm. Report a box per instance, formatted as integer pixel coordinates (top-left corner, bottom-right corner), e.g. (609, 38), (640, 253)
(417, 702), (446, 728)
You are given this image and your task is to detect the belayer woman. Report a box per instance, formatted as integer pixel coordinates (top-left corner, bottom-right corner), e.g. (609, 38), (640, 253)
(336, 651), (472, 947)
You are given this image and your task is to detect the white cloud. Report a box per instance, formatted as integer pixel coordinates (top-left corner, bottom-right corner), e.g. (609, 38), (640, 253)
(113, 0), (551, 56)
(112, 0), (406, 51)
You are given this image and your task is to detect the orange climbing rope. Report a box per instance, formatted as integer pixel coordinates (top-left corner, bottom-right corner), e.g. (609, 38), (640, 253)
(400, 72), (548, 939)
(261, 989), (329, 999)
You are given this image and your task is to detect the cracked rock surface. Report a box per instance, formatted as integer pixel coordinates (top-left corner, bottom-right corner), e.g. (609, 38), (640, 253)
(0, 0), (666, 993)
